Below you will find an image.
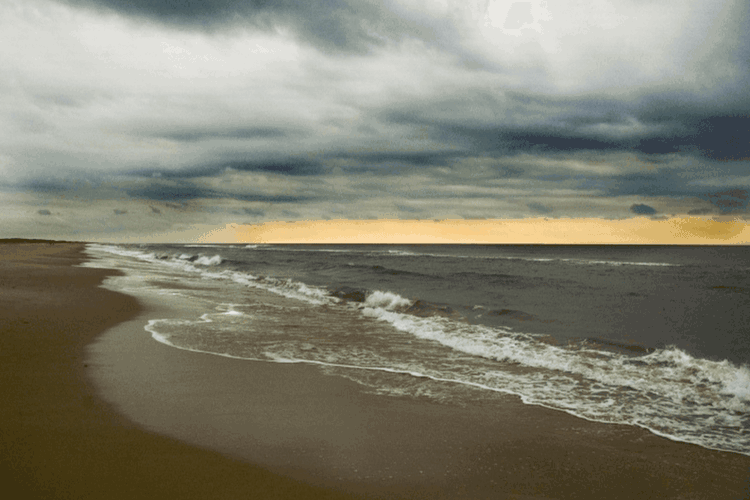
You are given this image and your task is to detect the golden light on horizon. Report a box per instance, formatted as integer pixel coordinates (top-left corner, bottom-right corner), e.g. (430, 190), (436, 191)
(196, 217), (750, 245)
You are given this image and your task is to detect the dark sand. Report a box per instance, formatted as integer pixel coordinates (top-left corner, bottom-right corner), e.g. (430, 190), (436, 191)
(2, 242), (749, 499)
(0, 242), (357, 499)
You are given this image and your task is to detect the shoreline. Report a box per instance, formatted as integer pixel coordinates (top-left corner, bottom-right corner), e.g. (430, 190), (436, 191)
(86, 246), (750, 499)
(2, 242), (749, 499)
(0, 242), (359, 499)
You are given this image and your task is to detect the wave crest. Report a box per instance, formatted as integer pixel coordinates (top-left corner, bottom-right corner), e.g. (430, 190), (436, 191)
(363, 290), (412, 310)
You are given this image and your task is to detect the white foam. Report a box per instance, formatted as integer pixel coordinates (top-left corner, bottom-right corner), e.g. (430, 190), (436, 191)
(355, 304), (750, 455)
(385, 250), (420, 256)
(194, 255), (223, 266)
(719, 363), (750, 400)
(363, 290), (412, 310)
(364, 247), (679, 267)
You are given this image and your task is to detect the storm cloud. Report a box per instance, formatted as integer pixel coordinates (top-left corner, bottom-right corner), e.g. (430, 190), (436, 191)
(58, 0), (457, 55)
(2, 0), (750, 240)
(629, 204), (657, 216)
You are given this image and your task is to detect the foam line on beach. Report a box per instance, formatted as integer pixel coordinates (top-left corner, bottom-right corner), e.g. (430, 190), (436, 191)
(146, 316), (750, 458)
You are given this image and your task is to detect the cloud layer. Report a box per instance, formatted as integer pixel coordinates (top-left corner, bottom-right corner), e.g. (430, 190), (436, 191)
(2, 0), (749, 240)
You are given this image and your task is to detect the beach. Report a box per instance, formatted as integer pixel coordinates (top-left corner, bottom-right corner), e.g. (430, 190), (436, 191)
(0, 242), (357, 499)
(1, 241), (749, 499)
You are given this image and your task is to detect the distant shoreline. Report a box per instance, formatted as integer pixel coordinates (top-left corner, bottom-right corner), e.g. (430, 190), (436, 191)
(0, 238), (74, 244)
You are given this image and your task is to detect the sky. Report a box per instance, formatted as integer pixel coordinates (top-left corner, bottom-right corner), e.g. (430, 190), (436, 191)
(2, 0), (749, 243)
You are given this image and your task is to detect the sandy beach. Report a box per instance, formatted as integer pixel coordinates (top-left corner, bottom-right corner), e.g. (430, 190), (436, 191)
(1, 241), (749, 499)
(0, 242), (358, 499)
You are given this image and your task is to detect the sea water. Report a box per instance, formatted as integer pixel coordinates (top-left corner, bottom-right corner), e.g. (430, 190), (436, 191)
(83, 243), (750, 457)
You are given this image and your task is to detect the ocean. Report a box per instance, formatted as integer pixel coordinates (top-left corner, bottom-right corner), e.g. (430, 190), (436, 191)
(84, 243), (750, 457)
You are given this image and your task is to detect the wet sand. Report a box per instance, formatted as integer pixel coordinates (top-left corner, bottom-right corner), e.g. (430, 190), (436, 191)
(0, 242), (357, 499)
(2, 241), (749, 499)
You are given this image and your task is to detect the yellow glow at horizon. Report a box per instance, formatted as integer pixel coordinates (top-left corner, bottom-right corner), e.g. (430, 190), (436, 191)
(196, 217), (750, 245)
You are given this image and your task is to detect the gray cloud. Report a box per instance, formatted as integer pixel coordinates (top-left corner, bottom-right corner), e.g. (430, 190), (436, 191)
(709, 189), (749, 213)
(57, 0), (423, 54)
(237, 207), (265, 217)
(156, 127), (292, 144)
(124, 180), (311, 204)
(3, 0), (750, 240)
(527, 202), (552, 214)
(113, 209), (128, 215)
(37, 209), (52, 215)
(630, 204), (657, 215)
(130, 158), (326, 180)
(382, 89), (750, 162)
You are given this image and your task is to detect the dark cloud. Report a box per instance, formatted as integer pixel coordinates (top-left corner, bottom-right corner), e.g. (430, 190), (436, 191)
(18, 176), (117, 199)
(527, 202), (552, 214)
(630, 204), (657, 215)
(238, 207), (265, 217)
(124, 183), (219, 201)
(158, 127), (291, 143)
(23, 179), (76, 194)
(133, 158), (325, 179)
(57, 0), (418, 54)
(604, 172), (689, 198)
(352, 151), (454, 166)
(381, 88), (750, 163)
(37, 209), (52, 215)
(280, 209), (301, 219)
(708, 189), (749, 213)
(6, 0), (750, 236)
(395, 204), (421, 214)
(635, 116), (750, 160)
(344, 151), (455, 172)
(228, 160), (324, 176)
(126, 181), (310, 203)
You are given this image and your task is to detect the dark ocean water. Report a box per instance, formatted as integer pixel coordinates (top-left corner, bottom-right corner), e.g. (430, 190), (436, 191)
(85, 243), (750, 456)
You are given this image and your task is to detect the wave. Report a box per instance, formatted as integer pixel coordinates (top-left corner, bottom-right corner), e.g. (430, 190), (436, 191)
(330, 288), (460, 320)
(361, 309), (749, 454)
(90, 244), (342, 306)
(486, 308), (534, 321)
(245, 245), (368, 255)
(368, 249), (679, 268)
(206, 242), (681, 268)
(489, 255), (679, 268)
(362, 290), (413, 310)
(341, 263), (443, 280)
(330, 286), (367, 302)
(176, 253), (223, 266)
(144, 296), (750, 456)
